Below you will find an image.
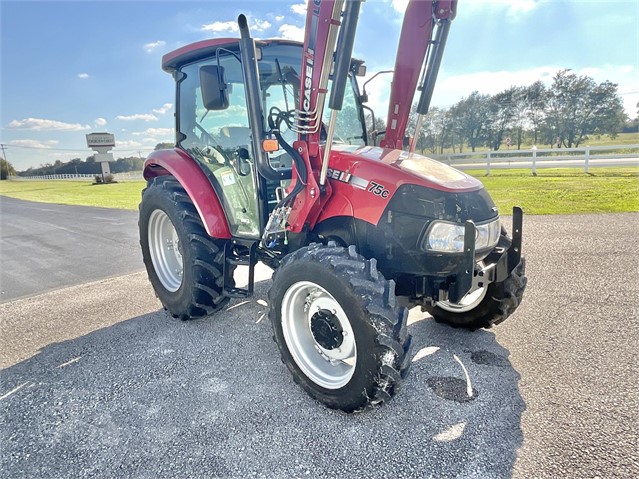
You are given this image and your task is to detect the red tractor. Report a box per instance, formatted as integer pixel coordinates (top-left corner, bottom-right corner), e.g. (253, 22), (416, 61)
(139, 0), (526, 412)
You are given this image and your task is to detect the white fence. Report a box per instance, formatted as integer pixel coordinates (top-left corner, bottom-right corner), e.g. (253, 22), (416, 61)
(7, 145), (639, 181)
(8, 171), (145, 181)
(431, 144), (639, 174)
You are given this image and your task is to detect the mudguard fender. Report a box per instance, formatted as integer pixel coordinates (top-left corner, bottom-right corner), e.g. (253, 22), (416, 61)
(143, 148), (232, 239)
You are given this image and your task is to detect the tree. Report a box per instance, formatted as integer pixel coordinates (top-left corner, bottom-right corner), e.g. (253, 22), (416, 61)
(509, 86), (528, 149)
(154, 142), (174, 150)
(1, 158), (16, 180)
(404, 105), (456, 154)
(486, 88), (517, 150)
(453, 91), (491, 152)
(544, 69), (626, 148)
(524, 81), (547, 146)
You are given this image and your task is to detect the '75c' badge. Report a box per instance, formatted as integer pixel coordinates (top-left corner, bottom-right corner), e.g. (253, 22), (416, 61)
(367, 181), (390, 199)
(326, 168), (391, 200)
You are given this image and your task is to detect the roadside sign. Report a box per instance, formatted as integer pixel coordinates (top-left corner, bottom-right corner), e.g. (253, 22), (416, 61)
(86, 132), (115, 148)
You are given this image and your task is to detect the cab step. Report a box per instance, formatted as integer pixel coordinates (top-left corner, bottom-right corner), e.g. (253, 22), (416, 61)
(222, 240), (257, 299)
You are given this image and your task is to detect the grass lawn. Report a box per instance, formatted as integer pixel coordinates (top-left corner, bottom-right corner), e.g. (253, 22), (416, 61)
(1, 167), (637, 215)
(0, 180), (146, 210)
(470, 167), (638, 215)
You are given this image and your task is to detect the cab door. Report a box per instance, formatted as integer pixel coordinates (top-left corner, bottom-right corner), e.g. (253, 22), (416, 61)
(177, 55), (261, 239)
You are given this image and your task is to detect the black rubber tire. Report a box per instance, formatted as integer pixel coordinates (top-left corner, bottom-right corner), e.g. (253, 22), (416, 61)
(269, 242), (412, 413)
(425, 258), (527, 331)
(139, 176), (232, 320)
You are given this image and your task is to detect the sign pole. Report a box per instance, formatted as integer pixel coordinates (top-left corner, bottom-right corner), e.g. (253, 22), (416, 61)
(86, 132), (115, 183)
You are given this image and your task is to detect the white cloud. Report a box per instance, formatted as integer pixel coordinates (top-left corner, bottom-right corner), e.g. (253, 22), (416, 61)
(505, 0), (539, 15)
(112, 140), (143, 149)
(202, 21), (238, 33)
(291, 3), (307, 15)
(7, 118), (91, 131)
(278, 24), (305, 42)
(8, 139), (59, 149)
(144, 40), (166, 53)
(77, 73), (90, 79)
(274, 15), (285, 22)
(390, 0), (408, 14)
(252, 20), (272, 32)
(116, 113), (158, 122)
(152, 103), (173, 115)
(463, 0), (540, 18)
(202, 19), (271, 33)
(94, 117), (107, 126)
(132, 127), (173, 137)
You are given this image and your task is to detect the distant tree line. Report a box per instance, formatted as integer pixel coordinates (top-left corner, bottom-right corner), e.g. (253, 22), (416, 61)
(16, 143), (174, 176)
(371, 69), (632, 153)
(17, 156), (146, 177)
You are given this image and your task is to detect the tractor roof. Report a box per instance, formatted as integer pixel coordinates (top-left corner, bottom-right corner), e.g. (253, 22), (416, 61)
(162, 38), (303, 73)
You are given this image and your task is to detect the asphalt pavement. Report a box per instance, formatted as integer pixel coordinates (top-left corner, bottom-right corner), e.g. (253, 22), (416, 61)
(0, 205), (637, 478)
(0, 196), (142, 302)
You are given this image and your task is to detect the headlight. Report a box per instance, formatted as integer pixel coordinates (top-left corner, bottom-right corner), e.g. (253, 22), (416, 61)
(422, 218), (501, 253)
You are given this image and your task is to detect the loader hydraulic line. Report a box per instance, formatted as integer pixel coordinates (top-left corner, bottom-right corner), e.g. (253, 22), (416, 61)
(320, 0), (363, 186)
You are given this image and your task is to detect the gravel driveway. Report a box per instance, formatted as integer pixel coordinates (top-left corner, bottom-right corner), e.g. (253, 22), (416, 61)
(1, 212), (637, 478)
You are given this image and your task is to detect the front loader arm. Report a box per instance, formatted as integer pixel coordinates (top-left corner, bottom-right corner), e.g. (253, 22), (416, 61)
(283, 0), (362, 233)
(381, 0), (456, 150)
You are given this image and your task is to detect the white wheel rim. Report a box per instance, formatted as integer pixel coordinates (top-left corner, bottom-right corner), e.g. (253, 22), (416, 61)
(148, 209), (183, 292)
(281, 281), (357, 389)
(436, 281), (488, 313)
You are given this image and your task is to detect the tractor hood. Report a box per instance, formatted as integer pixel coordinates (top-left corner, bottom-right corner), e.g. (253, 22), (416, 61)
(317, 145), (496, 228)
(331, 145), (482, 193)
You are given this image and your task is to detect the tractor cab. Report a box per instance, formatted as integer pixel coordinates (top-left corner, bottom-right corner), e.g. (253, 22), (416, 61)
(164, 40), (366, 239)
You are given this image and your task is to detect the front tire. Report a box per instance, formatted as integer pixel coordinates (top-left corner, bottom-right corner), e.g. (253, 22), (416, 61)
(139, 176), (231, 319)
(425, 258), (527, 330)
(269, 243), (411, 412)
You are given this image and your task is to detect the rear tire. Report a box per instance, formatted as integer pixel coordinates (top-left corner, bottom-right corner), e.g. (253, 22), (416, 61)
(269, 243), (411, 412)
(139, 176), (231, 319)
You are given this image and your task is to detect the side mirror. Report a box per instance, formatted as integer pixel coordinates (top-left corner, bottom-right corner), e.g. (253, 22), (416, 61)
(200, 65), (229, 110)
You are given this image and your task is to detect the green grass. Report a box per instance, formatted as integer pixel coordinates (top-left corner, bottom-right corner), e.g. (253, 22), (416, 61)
(0, 180), (146, 210)
(586, 131), (639, 147)
(470, 167), (639, 215)
(1, 168), (637, 215)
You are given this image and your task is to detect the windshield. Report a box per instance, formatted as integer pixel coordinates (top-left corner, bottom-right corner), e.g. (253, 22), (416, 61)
(260, 43), (366, 148)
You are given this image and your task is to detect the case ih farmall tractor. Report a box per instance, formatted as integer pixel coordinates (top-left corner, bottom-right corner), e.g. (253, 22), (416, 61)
(139, 0), (527, 412)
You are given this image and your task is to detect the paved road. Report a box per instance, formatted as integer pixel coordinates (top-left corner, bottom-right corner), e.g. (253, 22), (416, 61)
(1, 212), (638, 478)
(0, 197), (143, 302)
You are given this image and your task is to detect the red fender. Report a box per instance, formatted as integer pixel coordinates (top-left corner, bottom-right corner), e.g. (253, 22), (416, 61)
(143, 148), (232, 239)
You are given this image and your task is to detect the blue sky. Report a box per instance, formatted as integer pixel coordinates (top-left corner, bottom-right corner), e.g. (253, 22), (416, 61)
(1, 0), (637, 171)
